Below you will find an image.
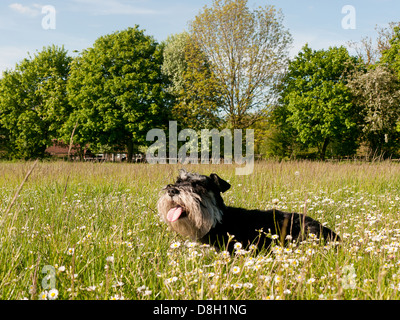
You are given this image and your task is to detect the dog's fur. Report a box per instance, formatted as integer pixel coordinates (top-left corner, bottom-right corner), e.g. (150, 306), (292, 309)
(157, 170), (340, 252)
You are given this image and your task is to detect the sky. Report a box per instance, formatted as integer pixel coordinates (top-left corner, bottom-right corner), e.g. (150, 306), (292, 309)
(1, 0), (399, 75)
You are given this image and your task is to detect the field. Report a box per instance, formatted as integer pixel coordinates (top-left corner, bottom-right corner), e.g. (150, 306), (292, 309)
(0, 160), (400, 300)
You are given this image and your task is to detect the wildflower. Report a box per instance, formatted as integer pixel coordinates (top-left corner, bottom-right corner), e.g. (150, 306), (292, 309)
(220, 251), (230, 259)
(58, 266), (65, 272)
(189, 250), (200, 258)
(283, 289), (291, 295)
(110, 294), (124, 300)
(170, 241), (181, 249)
(186, 242), (197, 248)
(283, 248), (292, 254)
(272, 199), (279, 205)
(39, 291), (48, 300)
(126, 242), (133, 248)
(234, 242), (242, 250)
(112, 281), (124, 288)
(271, 234), (279, 240)
(306, 249), (315, 256)
(143, 290), (152, 296)
(272, 246), (283, 254)
(249, 244), (257, 251)
(232, 266), (241, 274)
(308, 233), (318, 240)
(252, 264), (261, 271)
(235, 249), (248, 255)
(165, 277), (178, 284)
(260, 275), (272, 283)
(48, 289), (59, 300)
(207, 272), (215, 278)
(106, 256), (114, 263)
(307, 277), (316, 284)
(244, 259), (254, 267)
(244, 282), (253, 289)
(137, 285), (148, 292)
(66, 248), (74, 255)
(288, 259), (299, 267)
(231, 283), (243, 289)
(296, 274), (304, 282)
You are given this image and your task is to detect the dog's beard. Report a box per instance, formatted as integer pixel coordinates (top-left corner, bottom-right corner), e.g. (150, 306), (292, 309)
(157, 189), (223, 239)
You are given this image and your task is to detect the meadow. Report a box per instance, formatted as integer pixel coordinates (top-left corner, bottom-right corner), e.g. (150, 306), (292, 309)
(0, 160), (400, 300)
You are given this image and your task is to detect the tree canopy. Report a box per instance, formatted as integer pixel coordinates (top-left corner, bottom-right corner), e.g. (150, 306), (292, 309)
(162, 32), (222, 130)
(276, 45), (360, 160)
(66, 26), (170, 161)
(0, 45), (72, 159)
(1, 5), (400, 161)
(189, 0), (292, 129)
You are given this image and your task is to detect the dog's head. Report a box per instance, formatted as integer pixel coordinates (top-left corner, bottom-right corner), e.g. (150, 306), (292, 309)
(157, 170), (231, 239)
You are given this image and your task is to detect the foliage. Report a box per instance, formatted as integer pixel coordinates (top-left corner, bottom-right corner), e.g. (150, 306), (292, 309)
(162, 33), (222, 130)
(66, 26), (170, 161)
(380, 25), (400, 78)
(189, 0), (292, 129)
(347, 65), (400, 157)
(276, 45), (360, 160)
(0, 45), (72, 159)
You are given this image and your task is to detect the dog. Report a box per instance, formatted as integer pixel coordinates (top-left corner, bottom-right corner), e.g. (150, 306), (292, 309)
(157, 170), (340, 253)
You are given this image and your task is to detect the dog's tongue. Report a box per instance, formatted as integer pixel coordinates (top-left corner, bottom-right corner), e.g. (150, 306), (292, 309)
(167, 206), (183, 222)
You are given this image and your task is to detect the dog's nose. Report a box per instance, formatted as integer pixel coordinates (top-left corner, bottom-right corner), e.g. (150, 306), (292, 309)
(168, 188), (179, 197)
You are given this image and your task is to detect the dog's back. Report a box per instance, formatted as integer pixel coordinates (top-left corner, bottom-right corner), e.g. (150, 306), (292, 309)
(200, 207), (340, 252)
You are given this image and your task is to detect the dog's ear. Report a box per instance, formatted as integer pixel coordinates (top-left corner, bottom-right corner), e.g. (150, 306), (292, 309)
(210, 173), (231, 193)
(178, 169), (188, 180)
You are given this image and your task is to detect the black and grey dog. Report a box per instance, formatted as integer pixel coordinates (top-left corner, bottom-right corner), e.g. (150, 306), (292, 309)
(157, 170), (340, 252)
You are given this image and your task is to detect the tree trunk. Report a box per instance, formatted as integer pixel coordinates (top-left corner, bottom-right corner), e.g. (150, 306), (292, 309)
(320, 137), (330, 161)
(127, 140), (133, 163)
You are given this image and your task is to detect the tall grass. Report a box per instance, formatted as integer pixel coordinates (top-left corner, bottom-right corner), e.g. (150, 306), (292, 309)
(0, 160), (399, 300)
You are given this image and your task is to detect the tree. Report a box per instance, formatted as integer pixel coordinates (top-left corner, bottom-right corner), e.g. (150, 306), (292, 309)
(162, 32), (222, 130)
(189, 0), (292, 129)
(381, 24), (400, 78)
(66, 26), (169, 162)
(348, 66), (400, 158)
(345, 23), (400, 157)
(278, 45), (360, 160)
(0, 45), (72, 159)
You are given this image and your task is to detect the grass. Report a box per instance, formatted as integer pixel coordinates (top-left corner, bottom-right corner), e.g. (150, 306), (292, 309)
(0, 160), (400, 300)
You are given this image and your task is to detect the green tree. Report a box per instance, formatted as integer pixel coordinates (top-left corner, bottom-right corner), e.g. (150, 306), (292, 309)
(380, 24), (400, 140)
(162, 32), (222, 130)
(277, 44), (360, 160)
(380, 25), (400, 77)
(0, 45), (72, 159)
(189, 0), (292, 129)
(66, 26), (169, 162)
(347, 65), (400, 157)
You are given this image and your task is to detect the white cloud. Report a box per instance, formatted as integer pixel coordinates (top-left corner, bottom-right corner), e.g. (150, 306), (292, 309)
(8, 3), (42, 17)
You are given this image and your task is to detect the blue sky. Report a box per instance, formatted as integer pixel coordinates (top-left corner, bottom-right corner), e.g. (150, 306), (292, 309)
(1, 0), (399, 74)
